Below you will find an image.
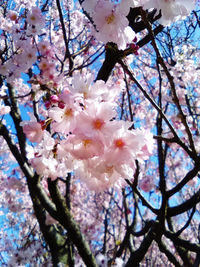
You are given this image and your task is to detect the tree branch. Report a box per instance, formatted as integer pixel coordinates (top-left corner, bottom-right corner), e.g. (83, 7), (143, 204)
(167, 189), (200, 217)
(47, 179), (98, 267)
(164, 229), (200, 253)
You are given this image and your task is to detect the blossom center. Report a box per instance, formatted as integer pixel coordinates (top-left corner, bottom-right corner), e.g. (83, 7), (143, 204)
(83, 91), (88, 99)
(93, 119), (104, 130)
(114, 138), (125, 149)
(106, 165), (113, 174)
(27, 53), (34, 59)
(42, 44), (47, 49)
(30, 15), (36, 22)
(64, 108), (73, 117)
(40, 62), (48, 70)
(105, 13), (115, 24)
(82, 139), (92, 147)
(10, 14), (17, 21)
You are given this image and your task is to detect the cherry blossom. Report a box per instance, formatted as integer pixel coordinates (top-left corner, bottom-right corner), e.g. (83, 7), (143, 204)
(84, 0), (135, 48)
(0, 101), (10, 115)
(142, 0), (195, 25)
(139, 175), (154, 192)
(22, 121), (43, 143)
(0, 0), (199, 266)
(26, 6), (45, 36)
(73, 102), (116, 139)
(48, 91), (79, 134)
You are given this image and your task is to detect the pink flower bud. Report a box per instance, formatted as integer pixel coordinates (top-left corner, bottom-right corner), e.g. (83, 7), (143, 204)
(45, 101), (51, 109)
(50, 95), (59, 103)
(132, 36), (137, 43)
(58, 101), (65, 109)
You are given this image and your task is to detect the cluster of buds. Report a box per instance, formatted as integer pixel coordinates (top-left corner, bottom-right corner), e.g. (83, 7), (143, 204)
(44, 95), (65, 109)
(128, 37), (139, 55)
(124, 37), (139, 57)
(129, 42), (139, 55)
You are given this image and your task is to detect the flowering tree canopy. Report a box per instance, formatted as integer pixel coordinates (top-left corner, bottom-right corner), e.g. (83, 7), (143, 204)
(0, 0), (200, 266)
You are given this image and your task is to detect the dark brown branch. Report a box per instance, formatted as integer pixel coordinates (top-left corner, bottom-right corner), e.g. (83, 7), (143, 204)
(131, 220), (154, 237)
(126, 179), (159, 215)
(56, 0), (73, 72)
(164, 230), (200, 253)
(166, 211), (195, 266)
(175, 205), (196, 236)
(6, 83), (27, 158)
(127, 7), (162, 33)
(167, 189), (200, 217)
(155, 238), (181, 267)
(137, 24), (164, 47)
(0, 122), (33, 179)
(27, 186), (69, 266)
(0, 121), (71, 265)
(96, 42), (123, 82)
(47, 179), (98, 267)
(166, 165), (200, 198)
(125, 226), (155, 267)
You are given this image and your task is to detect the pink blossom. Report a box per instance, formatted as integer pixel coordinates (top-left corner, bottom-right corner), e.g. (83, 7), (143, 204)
(58, 101), (65, 109)
(31, 156), (47, 175)
(31, 154), (59, 180)
(26, 6), (45, 27)
(136, 129), (154, 160)
(92, 1), (135, 48)
(0, 61), (12, 77)
(50, 95), (60, 104)
(139, 176), (154, 192)
(61, 135), (104, 160)
(39, 59), (56, 79)
(48, 92), (78, 134)
(69, 72), (106, 103)
(0, 103), (10, 115)
(23, 46), (37, 68)
(38, 40), (53, 56)
(7, 10), (18, 21)
(104, 121), (144, 166)
(142, 0), (195, 26)
(75, 162), (110, 191)
(74, 102), (116, 142)
(22, 122), (43, 143)
(90, 158), (134, 186)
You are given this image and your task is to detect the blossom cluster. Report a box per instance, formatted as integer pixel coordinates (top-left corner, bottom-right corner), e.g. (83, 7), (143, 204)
(82, 0), (195, 49)
(82, 0), (136, 49)
(141, 0), (195, 26)
(23, 72), (154, 191)
(20, 0), (195, 191)
(1, 0), (200, 266)
(0, 6), (45, 83)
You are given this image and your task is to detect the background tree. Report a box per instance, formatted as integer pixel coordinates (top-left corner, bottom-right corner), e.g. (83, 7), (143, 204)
(0, 0), (200, 266)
